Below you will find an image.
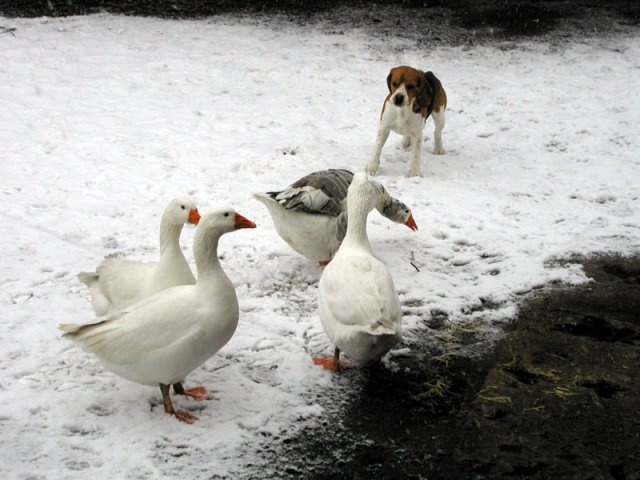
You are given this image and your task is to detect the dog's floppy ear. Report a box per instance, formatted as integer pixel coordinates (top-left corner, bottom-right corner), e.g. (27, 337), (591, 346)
(413, 70), (442, 116)
(412, 71), (433, 113)
(424, 71), (442, 94)
(386, 70), (394, 93)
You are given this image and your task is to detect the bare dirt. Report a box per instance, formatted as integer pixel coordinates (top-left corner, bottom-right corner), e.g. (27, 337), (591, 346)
(268, 254), (640, 480)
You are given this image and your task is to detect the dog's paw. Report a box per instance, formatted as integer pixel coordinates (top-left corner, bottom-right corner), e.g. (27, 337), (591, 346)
(365, 162), (379, 175)
(433, 146), (445, 155)
(408, 168), (423, 177)
(401, 137), (412, 150)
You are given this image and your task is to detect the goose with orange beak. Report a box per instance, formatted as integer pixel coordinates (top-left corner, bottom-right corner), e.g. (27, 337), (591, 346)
(254, 169), (417, 266)
(61, 208), (256, 423)
(78, 196), (202, 316)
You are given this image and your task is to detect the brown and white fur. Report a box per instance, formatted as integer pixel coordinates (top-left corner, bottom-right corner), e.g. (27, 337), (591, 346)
(366, 66), (447, 177)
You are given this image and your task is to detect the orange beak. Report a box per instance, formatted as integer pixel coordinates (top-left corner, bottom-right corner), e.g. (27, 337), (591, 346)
(189, 208), (201, 225)
(235, 212), (256, 229)
(405, 214), (418, 231)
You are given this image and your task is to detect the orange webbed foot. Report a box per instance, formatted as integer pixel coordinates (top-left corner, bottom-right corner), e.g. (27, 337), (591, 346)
(173, 382), (217, 401)
(160, 383), (201, 424)
(313, 356), (348, 372)
(184, 385), (217, 401)
(174, 410), (199, 424)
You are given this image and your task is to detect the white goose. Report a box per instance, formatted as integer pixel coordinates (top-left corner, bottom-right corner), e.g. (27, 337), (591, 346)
(60, 208), (256, 423)
(78, 197), (201, 316)
(315, 171), (402, 370)
(253, 169), (417, 265)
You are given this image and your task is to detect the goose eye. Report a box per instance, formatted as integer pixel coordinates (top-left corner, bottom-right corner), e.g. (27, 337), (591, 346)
(224, 212), (230, 217)
(181, 205), (186, 210)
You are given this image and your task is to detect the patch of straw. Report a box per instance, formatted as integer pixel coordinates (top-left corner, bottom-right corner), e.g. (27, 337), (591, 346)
(477, 386), (512, 405)
(543, 386), (577, 400)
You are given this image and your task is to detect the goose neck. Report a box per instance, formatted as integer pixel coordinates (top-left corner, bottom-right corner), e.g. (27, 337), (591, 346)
(193, 231), (223, 281)
(159, 221), (184, 257)
(342, 198), (371, 250)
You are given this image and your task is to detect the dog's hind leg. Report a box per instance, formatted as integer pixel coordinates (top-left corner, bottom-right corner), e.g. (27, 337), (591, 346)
(432, 108), (445, 155)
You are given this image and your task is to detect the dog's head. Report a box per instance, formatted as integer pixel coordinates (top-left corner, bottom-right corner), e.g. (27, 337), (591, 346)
(386, 66), (440, 115)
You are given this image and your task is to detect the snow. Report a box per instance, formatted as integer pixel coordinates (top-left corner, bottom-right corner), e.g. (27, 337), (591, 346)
(0, 13), (638, 479)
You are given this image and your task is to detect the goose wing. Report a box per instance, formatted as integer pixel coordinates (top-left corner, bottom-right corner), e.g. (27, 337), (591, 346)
(95, 254), (158, 309)
(60, 286), (199, 365)
(270, 169), (354, 216)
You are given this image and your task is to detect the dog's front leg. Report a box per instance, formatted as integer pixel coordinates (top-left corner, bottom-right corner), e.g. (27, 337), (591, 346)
(366, 127), (390, 175)
(408, 134), (423, 177)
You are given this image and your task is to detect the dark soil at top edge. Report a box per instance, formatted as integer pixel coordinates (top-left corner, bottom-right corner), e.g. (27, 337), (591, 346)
(1, 1), (639, 43)
(259, 254), (640, 480)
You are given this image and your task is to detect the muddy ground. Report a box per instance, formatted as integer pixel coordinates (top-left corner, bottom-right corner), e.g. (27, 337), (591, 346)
(266, 255), (640, 480)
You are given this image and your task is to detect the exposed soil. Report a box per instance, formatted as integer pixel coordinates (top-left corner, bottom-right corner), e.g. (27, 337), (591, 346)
(266, 254), (640, 480)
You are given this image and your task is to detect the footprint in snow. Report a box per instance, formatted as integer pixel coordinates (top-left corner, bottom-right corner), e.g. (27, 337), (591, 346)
(86, 402), (115, 417)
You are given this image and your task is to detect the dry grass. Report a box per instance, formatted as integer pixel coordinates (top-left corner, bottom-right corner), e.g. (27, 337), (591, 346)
(413, 376), (452, 412)
(476, 386), (512, 405)
(543, 386), (577, 400)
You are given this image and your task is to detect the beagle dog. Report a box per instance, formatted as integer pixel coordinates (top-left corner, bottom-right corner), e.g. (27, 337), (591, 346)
(366, 66), (447, 177)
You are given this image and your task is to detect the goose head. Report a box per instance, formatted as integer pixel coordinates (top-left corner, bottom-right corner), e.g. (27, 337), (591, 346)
(373, 183), (418, 231)
(192, 208), (256, 275)
(163, 197), (201, 226)
(195, 207), (257, 239)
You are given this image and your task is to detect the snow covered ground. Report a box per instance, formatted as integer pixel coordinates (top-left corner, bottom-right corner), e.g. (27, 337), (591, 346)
(0, 13), (638, 479)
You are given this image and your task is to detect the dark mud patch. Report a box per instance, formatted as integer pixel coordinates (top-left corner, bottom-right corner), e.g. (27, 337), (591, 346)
(263, 254), (640, 479)
(455, 2), (566, 37)
(464, 254), (640, 479)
